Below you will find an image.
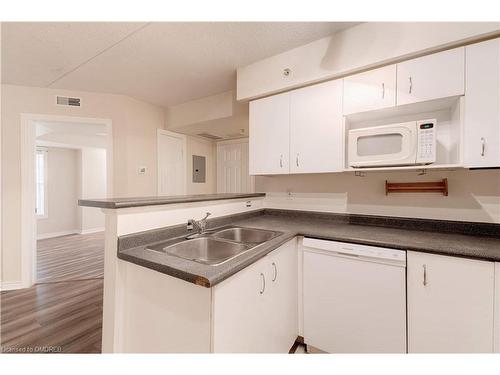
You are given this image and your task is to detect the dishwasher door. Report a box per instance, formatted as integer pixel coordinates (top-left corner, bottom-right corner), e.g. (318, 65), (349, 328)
(303, 238), (407, 353)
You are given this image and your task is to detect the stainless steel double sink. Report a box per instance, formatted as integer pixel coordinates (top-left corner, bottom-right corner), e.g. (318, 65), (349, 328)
(147, 227), (282, 266)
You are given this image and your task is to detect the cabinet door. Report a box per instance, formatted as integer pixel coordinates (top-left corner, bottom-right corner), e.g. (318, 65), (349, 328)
(265, 239), (298, 352)
(249, 92), (290, 175)
(290, 79), (343, 173)
(397, 47), (465, 106)
(212, 255), (270, 353)
(343, 65), (397, 115)
(407, 251), (494, 353)
(464, 38), (500, 168)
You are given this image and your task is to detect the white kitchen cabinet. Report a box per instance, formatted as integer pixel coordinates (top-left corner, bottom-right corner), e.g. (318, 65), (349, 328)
(290, 79), (344, 173)
(212, 239), (298, 353)
(397, 47), (465, 106)
(343, 65), (397, 115)
(464, 38), (500, 168)
(249, 92), (290, 175)
(265, 240), (299, 352)
(407, 251), (494, 353)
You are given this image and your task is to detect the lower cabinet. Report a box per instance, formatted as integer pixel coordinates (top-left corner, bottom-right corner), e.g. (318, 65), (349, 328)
(407, 251), (495, 353)
(212, 238), (298, 353)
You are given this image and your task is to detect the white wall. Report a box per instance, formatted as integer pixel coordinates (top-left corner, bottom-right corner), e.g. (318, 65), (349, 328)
(78, 148), (107, 233)
(36, 147), (79, 237)
(1, 84), (165, 284)
(1, 22), (4, 291)
(256, 169), (500, 224)
(186, 136), (217, 195)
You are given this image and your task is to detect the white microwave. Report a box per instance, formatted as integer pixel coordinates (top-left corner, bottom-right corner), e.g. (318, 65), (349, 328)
(348, 119), (436, 168)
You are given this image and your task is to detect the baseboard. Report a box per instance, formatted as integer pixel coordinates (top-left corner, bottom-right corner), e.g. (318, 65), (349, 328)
(0, 280), (25, 291)
(37, 229), (80, 240)
(79, 227), (105, 235)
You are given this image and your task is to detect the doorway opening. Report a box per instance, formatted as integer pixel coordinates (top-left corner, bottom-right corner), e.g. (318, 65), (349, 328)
(20, 114), (113, 288)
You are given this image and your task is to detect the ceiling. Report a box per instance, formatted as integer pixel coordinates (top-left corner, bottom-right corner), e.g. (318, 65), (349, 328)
(2, 22), (359, 107)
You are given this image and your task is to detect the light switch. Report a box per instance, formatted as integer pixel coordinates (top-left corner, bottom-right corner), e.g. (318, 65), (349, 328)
(138, 166), (147, 175)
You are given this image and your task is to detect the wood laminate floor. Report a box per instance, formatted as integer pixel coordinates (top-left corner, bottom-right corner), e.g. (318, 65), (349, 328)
(1, 233), (104, 353)
(37, 232), (104, 283)
(1, 279), (103, 353)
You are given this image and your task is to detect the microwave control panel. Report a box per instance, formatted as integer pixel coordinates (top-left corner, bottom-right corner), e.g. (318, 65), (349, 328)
(416, 119), (436, 164)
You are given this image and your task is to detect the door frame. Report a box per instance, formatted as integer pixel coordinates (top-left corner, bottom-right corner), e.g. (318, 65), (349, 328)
(20, 113), (113, 289)
(157, 129), (187, 196)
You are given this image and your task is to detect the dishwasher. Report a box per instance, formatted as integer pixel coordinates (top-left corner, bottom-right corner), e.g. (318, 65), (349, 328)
(303, 237), (407, 353)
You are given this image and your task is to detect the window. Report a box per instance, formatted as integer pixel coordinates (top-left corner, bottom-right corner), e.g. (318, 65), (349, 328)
(36, 148), (48, 218)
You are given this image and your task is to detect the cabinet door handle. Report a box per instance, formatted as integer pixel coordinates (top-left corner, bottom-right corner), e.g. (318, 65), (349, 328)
(296, 154), (299, 167)
(279, 155), (283, 168)
(259, 272), (266, 294)
(272, 262), (278, 282)
(481, 137), (485, 157)
(382, 82), (385, 99)
(423, 264), (427, 286)
(409, 77), (413, 94)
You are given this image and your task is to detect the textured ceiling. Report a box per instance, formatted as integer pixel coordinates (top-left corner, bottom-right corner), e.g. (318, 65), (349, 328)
(2, 22), (359, 107)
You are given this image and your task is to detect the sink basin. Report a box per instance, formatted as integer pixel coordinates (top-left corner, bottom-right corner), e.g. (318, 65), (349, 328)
(146, 226), (283, 266)
(162, 237), (251, 265)
(212, 227), (281, 244)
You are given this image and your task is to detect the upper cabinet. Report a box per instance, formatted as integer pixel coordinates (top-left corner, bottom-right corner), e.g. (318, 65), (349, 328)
(249, 40), (500, 173)
(396, 47), (465, 106)
(249, 79), (344, 175)
(290, 80), (344, 174)
(249, 92), (290, 175)
(464, 38), (500, 168)
(343, 65), (397, 115)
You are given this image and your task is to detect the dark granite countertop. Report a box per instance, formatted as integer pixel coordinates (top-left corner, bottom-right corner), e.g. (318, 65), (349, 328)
(78, 193), (265, 209)
(117, 209), (500, 288)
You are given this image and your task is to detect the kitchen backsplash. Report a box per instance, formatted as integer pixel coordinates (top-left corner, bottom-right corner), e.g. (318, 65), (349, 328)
(257, 169), (500, 223)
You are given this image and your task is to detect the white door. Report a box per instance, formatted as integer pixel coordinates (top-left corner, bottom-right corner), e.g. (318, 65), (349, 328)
(464, 38), (500, 168)
(212, 240), (298, 353)
(407, 251), (494, 353)
(343, 64), (397, 115)
(265, 239), (298, 352)
(397, 47), (465, 106)
(212, 254), (271, 353)
(249, 92), (290, 175)
(216, 141), (253, 193)
(157, 130), (186, 196)
(290, 79), (344, 173)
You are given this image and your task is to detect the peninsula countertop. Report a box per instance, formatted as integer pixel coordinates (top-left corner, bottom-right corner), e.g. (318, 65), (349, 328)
(78, 193), (265, 209)
(117, 209), (500, 288)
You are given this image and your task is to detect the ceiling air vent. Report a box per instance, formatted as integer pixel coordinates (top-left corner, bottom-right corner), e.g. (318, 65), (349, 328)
(196, 132), (223, 140)
(56, 96), (81, 107)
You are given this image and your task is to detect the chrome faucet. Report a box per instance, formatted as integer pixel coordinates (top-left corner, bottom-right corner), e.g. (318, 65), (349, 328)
(186, 212), (211, 238)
